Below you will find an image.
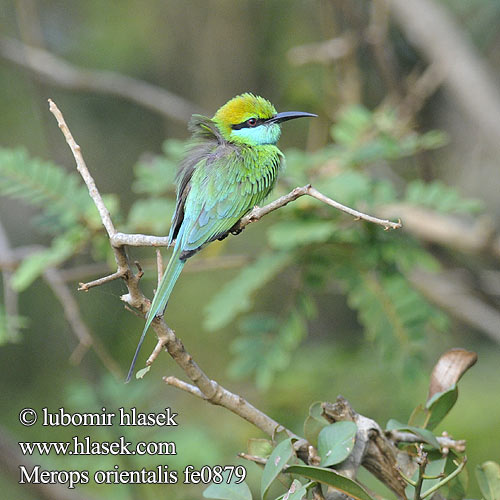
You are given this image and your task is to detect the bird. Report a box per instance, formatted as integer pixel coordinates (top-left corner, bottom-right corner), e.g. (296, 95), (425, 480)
(126, 93), (316, 382)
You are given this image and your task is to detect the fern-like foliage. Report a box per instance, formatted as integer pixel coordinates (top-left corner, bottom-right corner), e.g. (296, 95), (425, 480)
(0, 148), (118, 290)
(0, 148), (94, 231)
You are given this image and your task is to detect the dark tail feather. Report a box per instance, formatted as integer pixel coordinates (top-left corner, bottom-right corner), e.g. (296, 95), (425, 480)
(126, 248), (185, 382)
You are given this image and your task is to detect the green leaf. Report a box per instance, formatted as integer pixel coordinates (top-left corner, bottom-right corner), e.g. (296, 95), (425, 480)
(261, 438), (294, 499)
(304, 402), (328, 447)
(317, 421), (357, 467)
(204, 252), (291, 331)
(476, 461), (500, 500)
(405, 458), (447, 500)
(247, 438), (273, 458)
(135, 366), (150, 379)
(0, 147), (94, 231)
(203, 472), (252, 500)
(275, 479), (308, 500)
(386, 419), (440, 449)
(285, 465), (375, 500)
(425, 385), (458, 430)
(408, 403), (428, 428)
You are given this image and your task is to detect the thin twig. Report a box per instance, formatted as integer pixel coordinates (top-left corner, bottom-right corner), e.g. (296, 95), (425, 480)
(78, 270), (126, 291)
(163, 375), (298, 439)
(413, 447), (428, 500)
(48, 99), (116, 239)
(388, 429), (466, 453)
(156, 249), (163, 285)
(98, 185), (402, 252)
(420, 457), (467, 499)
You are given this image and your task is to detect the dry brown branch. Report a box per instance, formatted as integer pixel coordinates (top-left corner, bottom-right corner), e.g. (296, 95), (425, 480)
(1, 36), (202, 124)
(234, 185), (402, 232)
(388, 0), (500, 151)
(163, 375), (299, 439)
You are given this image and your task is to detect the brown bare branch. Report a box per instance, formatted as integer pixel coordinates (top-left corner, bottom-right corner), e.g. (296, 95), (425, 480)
(164, 375), (298, 439)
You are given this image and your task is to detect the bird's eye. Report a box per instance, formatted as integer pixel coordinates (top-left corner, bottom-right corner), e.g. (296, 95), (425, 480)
(247, 118), (258, 127)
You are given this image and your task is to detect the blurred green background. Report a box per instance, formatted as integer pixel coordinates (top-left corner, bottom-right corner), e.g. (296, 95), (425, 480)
(1, 1), (499, 499)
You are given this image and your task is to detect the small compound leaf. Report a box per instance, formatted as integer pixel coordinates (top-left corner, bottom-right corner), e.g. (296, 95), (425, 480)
(285, 465), (375, 500)
(386, 419), (440, 449)
(261, 438), (294, 499)
(247, 438), (273, 459)
(425, 385), (458, 430)
(405, 458), (447, 500)
(317, 421), (357, 467)
(476, 461), (500, 500)
(203, 470), (252, 500)
(135, 366), (150, 379)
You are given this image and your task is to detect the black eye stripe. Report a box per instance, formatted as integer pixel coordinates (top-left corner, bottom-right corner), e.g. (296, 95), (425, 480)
(231, 117), (268, 130)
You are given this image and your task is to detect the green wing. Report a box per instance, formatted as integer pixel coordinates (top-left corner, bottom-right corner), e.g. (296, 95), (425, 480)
(177, 146), (281, 257)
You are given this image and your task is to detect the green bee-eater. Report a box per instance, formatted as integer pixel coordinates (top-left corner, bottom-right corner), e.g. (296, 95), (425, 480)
(127, 93), (316, 381)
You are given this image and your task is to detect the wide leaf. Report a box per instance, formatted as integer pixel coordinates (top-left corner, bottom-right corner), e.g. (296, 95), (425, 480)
(317, 421), (357, 467)
(285, 465), (374, 500)
(303, 402), (328, 447)
(425, 385), (458, 430)
(476, 461), (500, 500)
(261, 438), (294, 499)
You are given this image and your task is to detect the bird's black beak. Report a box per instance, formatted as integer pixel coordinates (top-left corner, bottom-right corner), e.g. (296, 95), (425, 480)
(267, 111), (318, 124)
